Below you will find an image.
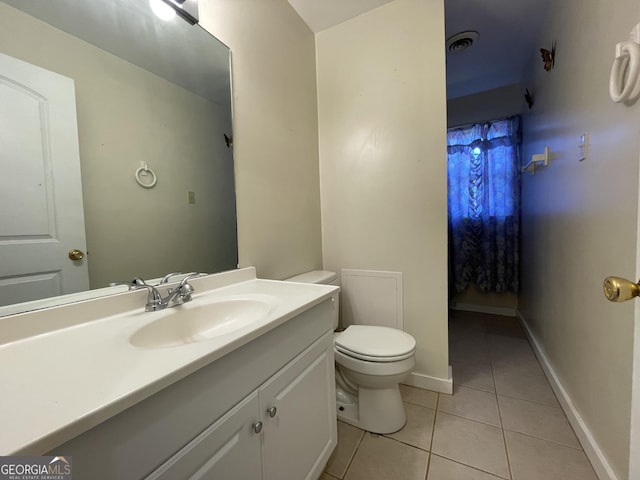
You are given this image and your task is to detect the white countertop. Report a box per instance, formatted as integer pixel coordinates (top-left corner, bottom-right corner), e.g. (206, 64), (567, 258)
(0, 268), (338, 455)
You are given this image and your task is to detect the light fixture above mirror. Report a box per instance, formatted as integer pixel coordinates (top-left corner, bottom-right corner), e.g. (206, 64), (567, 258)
(149, 0), (176, 22)
(159, 0), (199, 24)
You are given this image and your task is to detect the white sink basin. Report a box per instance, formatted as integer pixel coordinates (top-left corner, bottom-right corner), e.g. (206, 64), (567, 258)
(130, 295), (276, 348)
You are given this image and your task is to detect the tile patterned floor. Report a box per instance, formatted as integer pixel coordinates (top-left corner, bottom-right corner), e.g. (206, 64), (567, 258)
(322, 310), (598, 480)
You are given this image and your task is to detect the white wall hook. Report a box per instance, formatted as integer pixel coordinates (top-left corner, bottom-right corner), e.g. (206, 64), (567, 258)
(610, 27), (640, 103)
(522, 146), (550, 175)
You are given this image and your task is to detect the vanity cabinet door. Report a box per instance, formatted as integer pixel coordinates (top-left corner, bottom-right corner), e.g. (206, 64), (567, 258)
(260, 334), (337, 480)
(146, 392), (263, 480)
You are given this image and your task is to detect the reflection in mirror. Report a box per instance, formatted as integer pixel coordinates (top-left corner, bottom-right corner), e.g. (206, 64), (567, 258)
(0, 0), (238, 316)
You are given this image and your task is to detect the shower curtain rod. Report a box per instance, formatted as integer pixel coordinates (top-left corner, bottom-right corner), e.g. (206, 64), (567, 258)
(448, 115), (517, 131)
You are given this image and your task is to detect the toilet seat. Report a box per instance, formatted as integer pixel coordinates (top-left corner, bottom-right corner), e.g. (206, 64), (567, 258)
(334, 325), (416, 363)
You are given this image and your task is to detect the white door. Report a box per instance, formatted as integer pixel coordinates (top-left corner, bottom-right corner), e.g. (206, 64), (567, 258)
(0, 52), (89, 307)
(630, 157), (640, 479)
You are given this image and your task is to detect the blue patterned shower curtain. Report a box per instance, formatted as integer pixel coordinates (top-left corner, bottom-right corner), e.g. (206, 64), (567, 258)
(447, 116), (521, 294)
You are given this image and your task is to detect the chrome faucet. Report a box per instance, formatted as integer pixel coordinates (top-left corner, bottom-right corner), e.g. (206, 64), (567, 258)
(116, 277), (166, 312)
(162, 273), (201, 308)
(130, 277), (165, 312)
(121, 273), (202, 312)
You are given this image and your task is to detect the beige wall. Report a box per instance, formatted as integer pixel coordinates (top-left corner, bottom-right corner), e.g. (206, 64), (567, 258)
(447, 84), (522, 128)
(199, 0), (323, 280)
(0, 3), (237, 288)
(316, 0), (450, 386)
(447, 84), (522, 311)
(519, 0), (640, 477)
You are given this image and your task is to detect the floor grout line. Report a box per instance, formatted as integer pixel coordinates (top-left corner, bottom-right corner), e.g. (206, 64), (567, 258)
(424, 391), (441, 479)
(446, 377), (496, 394)
(381, 435), (431, 453)
(492, 345), (514, 480)
(401, 400), (438, 411)
(339, 427), (365, 480)
(435, 408), (502, 429)
(500, 427), (585, 451)
(495, 391), (563, 408)
(429, 453), (510, 480)
(490, 368), (546, 378)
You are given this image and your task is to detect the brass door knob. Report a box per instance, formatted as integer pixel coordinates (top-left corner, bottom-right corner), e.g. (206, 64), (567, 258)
(603, 276), (640, 302)
(68, 249), (85, 261)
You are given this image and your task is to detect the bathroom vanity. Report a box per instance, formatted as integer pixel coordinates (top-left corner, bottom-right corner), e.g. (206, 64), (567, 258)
(0, 268), (338, 479)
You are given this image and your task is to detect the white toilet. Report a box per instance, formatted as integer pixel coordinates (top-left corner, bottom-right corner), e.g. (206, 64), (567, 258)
(286, 270), (416, 434)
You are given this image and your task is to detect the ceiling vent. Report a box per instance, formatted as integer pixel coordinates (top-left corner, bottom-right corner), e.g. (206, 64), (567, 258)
(446, 31), (479, 53)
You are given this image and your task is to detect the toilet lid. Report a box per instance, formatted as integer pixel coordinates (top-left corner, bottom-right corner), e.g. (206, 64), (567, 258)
(334, 325), (416, 362)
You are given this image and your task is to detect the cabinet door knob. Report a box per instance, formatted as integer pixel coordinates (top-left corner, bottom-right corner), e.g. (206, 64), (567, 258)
(267, 406), (277, 418)
(252, 421), (263, 434)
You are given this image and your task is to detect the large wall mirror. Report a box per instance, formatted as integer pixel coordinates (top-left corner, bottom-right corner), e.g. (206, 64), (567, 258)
(0, 0), (238, 316)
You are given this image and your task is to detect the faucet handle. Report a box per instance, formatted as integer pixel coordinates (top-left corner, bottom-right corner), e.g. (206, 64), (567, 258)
(128, 279), (165, 311)
(138, 284), (165, 311)
(165, 273), (201, 306)
(108, 281), (137, 291)
(109, 278), (149, 290)
(160, 272), (183, 284)
(179, 272), (202, 285)
(178, 281), (195, 302)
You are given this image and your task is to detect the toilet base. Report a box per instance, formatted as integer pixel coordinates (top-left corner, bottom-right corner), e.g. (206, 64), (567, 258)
(335, 384), (407, 434)
(336, 400), (359, 425)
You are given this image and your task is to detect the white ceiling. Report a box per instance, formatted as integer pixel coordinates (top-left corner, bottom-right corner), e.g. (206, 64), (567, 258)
(444, 0), (551, 98)
(288, 0), (550, 99)
(288, 0), (394, 33)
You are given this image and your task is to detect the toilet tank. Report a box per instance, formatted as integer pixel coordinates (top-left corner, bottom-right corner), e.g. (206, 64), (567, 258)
(285, 270), (339, 329)
(286, 270), (337, 285)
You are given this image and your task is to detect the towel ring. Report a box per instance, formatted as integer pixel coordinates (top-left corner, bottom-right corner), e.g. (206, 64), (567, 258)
(135, 164), (157, 189)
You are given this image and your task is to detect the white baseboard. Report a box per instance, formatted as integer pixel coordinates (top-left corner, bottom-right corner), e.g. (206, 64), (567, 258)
(516, 311), (618, 480)
(403, 366), (453, 394)
(451, 302), (517, 317)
